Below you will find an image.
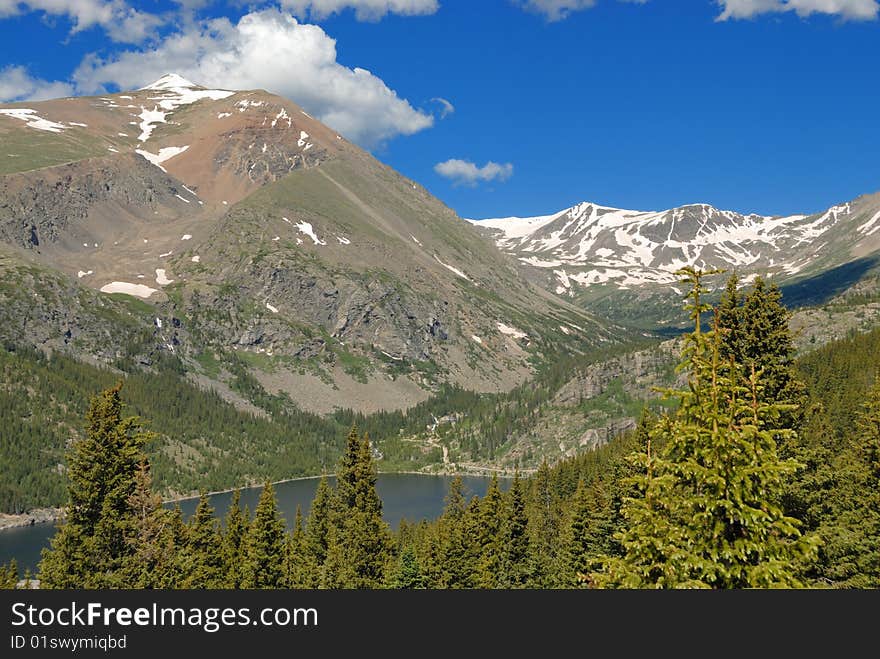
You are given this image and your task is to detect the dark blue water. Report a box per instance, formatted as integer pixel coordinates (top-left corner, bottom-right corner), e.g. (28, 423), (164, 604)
(0, 473), (502, 573)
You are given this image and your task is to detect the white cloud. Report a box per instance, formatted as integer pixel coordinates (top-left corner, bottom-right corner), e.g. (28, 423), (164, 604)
(716, 0), (879, 20)
(431, 97), (454, 118)
(515, 0), (597, 21)
(71, 9), (434, 147)
(0, 65), (74, 102)
(279, 0), (439, 21)
(0, 0), (163, 43)
(434, 159), (514, 186)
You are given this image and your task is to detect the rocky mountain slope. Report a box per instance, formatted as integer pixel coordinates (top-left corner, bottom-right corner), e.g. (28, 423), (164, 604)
(0, 75), (617, 414)
(470, 195), (880, 327)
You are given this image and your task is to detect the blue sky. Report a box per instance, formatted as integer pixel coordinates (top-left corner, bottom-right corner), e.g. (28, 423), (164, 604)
(0, 1), (878, 219)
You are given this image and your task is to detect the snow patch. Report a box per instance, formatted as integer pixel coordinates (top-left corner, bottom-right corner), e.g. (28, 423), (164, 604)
(159, 250), (173, 258)
(434, 255), (470, 281)
(77, 270), (94, 278)
(411, 235), (422, 246)
(295, 220), (326, 245)
(336, 236), (351, 245)
(217, 112), (232, 119)
(266, 303), (279, 313)
(174, 194), (190, 203)
(136, 145), (189, 170)
(471, 335), (483, 344)
(155, 269), (173, 285)
(0, 108), (66, 132)
(191, 255), (201, 263)
(100, 282), (157, 298)
(496, 322), (528, 339)
(181, 234), (192, 241)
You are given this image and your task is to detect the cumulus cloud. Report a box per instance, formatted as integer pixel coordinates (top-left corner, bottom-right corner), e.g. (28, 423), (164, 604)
(716, 0), (879, 20)
(434, 159), (514, 186)
(0, 65), (75, 102)
(431, 97), (454, 118)
(0, 0), (163, 43)
(280, 0), (439, 21)
(71, 9), (433, 147)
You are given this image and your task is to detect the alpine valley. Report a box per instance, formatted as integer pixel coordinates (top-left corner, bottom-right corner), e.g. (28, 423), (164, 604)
(2, 75), (880, 512)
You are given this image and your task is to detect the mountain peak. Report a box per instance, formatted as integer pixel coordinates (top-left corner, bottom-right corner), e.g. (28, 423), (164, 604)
(139, 73), (201, 91)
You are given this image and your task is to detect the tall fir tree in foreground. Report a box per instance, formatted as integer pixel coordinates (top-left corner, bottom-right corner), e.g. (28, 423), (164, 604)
(322, 427), (392, 588)
(240, 482), (286, 589)
(39, 383), (153, 588)
(594, 268), (818, 588)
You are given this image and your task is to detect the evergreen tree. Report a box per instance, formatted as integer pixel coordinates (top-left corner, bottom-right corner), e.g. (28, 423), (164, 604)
(180, 493), (224, 588)
(323, 430), (392, 588)
(527, 460), (560, 587)
(718, 272), (743, 365)
(558, 478), (611, 588)
(303, 477), (334, 587)
(497, 474), (530, 588)
(0, 559), (18, 589)
(595, 268), (818, 588)
(241, 482), (286, 589)
(221, 491), (247, 589)
(285, 506), (308, 588)
(39, 383), (152, 588)
(118, 461), (177, 588)
(390, 545), (426, 589)
(740, 276), (806, 435)
(474, 475), (504, 588)
(816, 383), (880, 587)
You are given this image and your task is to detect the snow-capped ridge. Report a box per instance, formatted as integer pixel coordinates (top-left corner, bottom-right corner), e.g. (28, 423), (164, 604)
(472, 195), (880, 294)
(140, 74), (202, 91)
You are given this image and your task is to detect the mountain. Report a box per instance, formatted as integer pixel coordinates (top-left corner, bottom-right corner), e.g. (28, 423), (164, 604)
(469, 196), (880, 327)
(0, 75), (616, 416)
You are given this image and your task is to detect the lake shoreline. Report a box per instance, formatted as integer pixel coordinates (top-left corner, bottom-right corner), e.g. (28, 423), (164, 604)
(0, 508), (64, 532)
(0, 467), (521, 532)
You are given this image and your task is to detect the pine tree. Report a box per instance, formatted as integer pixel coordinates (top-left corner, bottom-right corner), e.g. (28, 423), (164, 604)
(390, 545), (426, 589)
(595, 268), (818, 588)
(497, 473), (530, 588)
(740, 276), (806, 436)
(718, 272), (743, 365)
(180, 493), (224, 588)
(558, 478), (611, 588)
(284, 506), (307, 588)
(527, 460), (560, 587)
(303, 477), (333, 587)
(240, 482), (286, 589)
(118, 461), (177, 588)
(322, 430), (392, 588)
(0, 559), (18, 589)
(39, 383), (152, 588)
(221, 491), (247, 589)
(474, 475), (504, 588)
(816, 382), (880, 587)
(433, 477), (477, 588)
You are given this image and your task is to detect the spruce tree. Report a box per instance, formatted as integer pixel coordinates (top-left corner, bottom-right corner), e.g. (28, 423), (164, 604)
(497, 474), (530, 588)
(180, 493), (224, 588)
(595, 268), (818, 588)
(221, 491), (247, 589)
(323, 430), (392, 588)
(474, 475), (504, 588)
(558, 478), (611, 588)
(0, 559), (18, 589)
(816, 382), (880, 587)
(119, 461), (177, 588)
(303, 477), (333, 587)
(527, 460), (560, 587)
(39, 383), (152, 588)
(718, 272), (744, 365)
(241, 482), (286, 589)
